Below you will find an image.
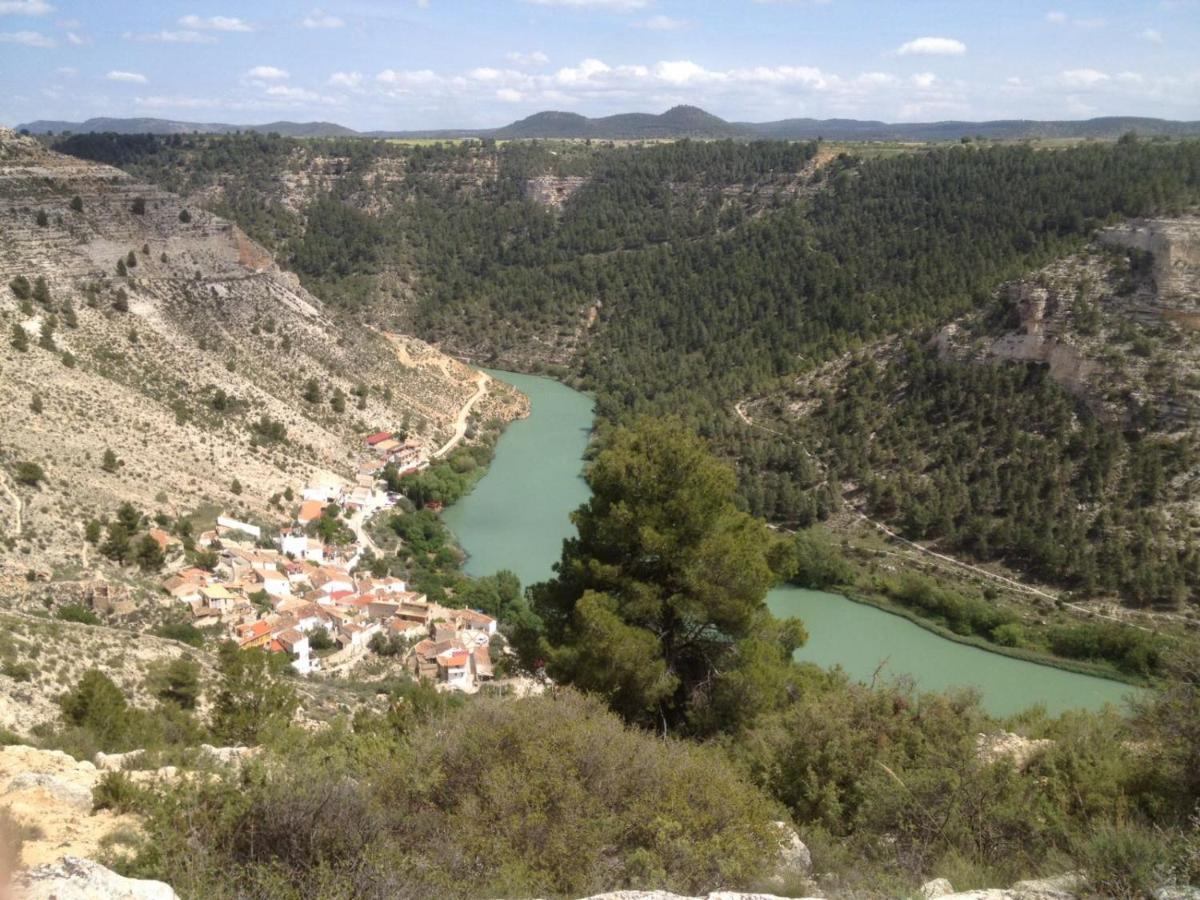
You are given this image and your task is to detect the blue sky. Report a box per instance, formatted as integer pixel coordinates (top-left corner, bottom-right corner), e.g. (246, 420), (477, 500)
(1, 0), (1197, 129)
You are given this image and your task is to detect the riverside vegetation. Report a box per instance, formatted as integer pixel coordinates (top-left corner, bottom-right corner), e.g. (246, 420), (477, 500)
(7, 421), (1199, 898)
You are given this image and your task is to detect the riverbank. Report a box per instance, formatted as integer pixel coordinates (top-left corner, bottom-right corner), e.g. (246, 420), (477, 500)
(832, 584), (1151, 688)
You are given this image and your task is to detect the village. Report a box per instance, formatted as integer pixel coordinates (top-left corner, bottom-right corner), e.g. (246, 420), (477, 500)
(157, 428), (498, 691)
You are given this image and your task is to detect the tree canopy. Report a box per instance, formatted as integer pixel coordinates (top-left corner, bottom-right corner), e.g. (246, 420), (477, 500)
(532, 419), (806, 735)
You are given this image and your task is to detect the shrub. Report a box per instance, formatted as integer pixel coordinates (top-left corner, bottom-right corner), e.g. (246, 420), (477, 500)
(93, 771), (147, 814)
(133, 690), (782, 898)
(178, 208), (191, 223)
(131, 198), (146, 215)
(57, 604), (100, 625)
(70, 195), (83, 212)
(14, 461), (45, 487)
(9, 275), (31, 300)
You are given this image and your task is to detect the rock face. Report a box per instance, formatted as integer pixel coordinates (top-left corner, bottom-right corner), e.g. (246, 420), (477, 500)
(3, 772), (92, 811)
(1100, 217), (1200, 306)
(0, 745), (139, 868)
(10, 855), (177, 899)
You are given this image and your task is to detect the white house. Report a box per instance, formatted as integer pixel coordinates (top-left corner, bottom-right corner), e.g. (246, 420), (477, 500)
(338, 620), (381, 650)
(437, 647), (473, 690)
(276, 629), (313, 675)
(260, 571), (292, 597)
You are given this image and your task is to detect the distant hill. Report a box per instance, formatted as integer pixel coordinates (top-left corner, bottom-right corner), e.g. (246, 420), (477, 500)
(16, 107), (1200, 142)
(15, 117), (357, 138)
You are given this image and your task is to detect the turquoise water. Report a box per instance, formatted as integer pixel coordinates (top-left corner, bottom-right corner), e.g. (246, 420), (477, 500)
(442, 369), (593, 589)
(768, 586), (1134, 717)
(445, 369), (1135, 716)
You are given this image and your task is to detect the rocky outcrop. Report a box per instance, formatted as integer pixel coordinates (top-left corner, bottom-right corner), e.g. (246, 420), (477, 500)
(198, 744), (260, 766)
(3, 772), (92, 811)
(1100, 217), (1200, 306)
(975, 732), (1053, 771)
(95, 749), (146, 772)
(524, 175), (587, 210)
(0, 745), (140, 868)
(922, 877), (956, 898)
(10, 855), (177, 899)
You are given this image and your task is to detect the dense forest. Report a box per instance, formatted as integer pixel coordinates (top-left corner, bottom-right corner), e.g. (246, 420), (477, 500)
(53, 132), (1200, 605)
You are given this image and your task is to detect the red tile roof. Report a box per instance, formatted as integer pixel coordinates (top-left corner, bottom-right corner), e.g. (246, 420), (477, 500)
(365, 431), (393, 445)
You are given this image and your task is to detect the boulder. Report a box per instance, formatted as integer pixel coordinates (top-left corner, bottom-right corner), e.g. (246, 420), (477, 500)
(3, 771), (93, 811)
(942, 872), (1084, 899)
(11, 856), (178, 899)
(975, 732), (1053, 771)
(772, 821), (812, 877)
(95, 749), (146, 771)
(922, 878), (956, 898)
(198, 743), (260, 766)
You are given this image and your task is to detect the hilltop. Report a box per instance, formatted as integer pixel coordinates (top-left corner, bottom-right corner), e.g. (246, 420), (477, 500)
(16, 106), (1200, 142)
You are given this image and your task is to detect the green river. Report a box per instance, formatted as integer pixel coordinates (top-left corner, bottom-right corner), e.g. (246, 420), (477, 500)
(445, 369), (1135, 718)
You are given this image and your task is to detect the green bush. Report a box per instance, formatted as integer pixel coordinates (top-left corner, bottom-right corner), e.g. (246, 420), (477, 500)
(131, 690), (783, 898)
(56, 603), (100, 625)
(93, 771), (148, 814)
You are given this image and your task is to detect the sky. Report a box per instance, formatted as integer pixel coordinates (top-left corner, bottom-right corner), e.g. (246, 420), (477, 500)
(1, 0), (1198, 130)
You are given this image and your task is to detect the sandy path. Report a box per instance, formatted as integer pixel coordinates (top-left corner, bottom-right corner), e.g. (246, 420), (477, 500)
(432, 369), (490, 459)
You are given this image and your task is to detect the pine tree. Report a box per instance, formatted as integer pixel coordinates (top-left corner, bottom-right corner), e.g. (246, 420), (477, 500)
(10, 323), (28, 352)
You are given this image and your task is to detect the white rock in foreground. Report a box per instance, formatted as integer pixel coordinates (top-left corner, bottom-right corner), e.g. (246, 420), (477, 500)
(922, 877), (956, 898)
(11, 856), (177, 900)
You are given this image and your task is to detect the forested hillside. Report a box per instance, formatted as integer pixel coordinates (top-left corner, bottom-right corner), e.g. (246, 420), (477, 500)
(53, 132), (1200, 607)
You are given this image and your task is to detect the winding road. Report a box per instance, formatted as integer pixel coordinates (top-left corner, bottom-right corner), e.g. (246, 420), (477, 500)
(432, 369), (491, 459)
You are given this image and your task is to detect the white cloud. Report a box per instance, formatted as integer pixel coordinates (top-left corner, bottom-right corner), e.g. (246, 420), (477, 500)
(0, 0), (53, 14)
(497, 88), (523, 102)
(328, 71), (363, 88)
(107, 70), (148, 83)
(637, 14), (690, 30)
(247, 65), (289, 80)
(264, 84), (335, 104)
(1141, 27), (1164, 43)
(416, 0), (429, 7)
(65, 30), (83, 44)
(178, 14), (252, 32)
(135, 95), (223, 110)
(1046, 11), (1106, 27)
(301, 9), (344, 28)
(895, 36), (966, 56)
(1116, 71), (1144, 84)
(523, 0), (649, 9)
(506, 50), (550, 66)
(54, 65), (74, 76)
(911, 72), (937, 89)
(126, 29), (214, 43)
(1057, 68), (1109, 88)
(376, 68), (440, 89)
(0, 28), (52, 46)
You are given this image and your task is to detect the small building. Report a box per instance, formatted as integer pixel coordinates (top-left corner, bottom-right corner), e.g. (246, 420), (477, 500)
(296, 500), (326, 526)
(365, 431), (393, 447)
(437, 648), (473, 690)
(275, 628), (313, 675)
